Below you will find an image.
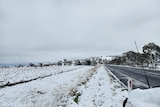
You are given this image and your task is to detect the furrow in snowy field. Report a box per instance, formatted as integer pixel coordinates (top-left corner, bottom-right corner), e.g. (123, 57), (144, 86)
(0, 74), (53, 88)
(0, 66), (82, 88)
(0, 66), (95, 107)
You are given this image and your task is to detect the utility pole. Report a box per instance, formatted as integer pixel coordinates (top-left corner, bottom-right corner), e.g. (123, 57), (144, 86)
(134, 41), (150, 88)
(134, 41), (139, 66)
(134, 41), (139, 53)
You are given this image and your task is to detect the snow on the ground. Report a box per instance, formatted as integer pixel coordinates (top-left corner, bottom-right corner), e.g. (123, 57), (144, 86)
(0, 66), (81, 87)
(2, 65), (159, 107)
(127, 88), (160, 107)
(67, 66), (128, 107)
(0, 66), (94, 107)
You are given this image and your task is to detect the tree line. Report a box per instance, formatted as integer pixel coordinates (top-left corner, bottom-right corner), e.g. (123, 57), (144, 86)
(28, 57), (109, 67)
(7, 42), (159, 68)
(110, 42), (160, 68)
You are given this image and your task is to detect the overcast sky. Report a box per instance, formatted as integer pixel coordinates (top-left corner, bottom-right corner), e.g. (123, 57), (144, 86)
(0, 0), (160, 64)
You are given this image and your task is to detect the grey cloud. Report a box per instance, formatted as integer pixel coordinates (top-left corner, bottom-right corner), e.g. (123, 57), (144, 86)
(0, 0), (160, 64)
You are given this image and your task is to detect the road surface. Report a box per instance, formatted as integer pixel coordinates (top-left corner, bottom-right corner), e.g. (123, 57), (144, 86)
(106, 65), (160, 89)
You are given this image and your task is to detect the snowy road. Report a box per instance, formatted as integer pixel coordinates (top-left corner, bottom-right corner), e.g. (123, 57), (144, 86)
(106, 65), (160, 89)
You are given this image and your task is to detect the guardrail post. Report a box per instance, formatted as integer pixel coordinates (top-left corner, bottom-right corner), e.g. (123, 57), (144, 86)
(128, 79), (132, 93)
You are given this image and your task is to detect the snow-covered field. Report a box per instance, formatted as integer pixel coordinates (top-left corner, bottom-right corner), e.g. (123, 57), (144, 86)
(0, 65), (128, 107)
(0, 66), (82, 88)
(0, 66), (94, 107)
(0, 65), (160, 107)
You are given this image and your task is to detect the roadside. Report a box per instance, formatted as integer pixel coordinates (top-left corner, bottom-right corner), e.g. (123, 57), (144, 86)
(106, 65), (160, 107)
(67, 65), (128, 107)
(107, 65), (160, 88)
